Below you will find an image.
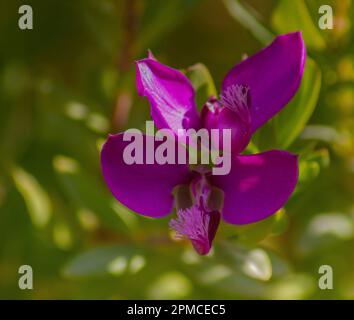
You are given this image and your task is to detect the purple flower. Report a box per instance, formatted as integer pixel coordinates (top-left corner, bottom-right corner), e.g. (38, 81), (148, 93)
(101, 32), (306, 255)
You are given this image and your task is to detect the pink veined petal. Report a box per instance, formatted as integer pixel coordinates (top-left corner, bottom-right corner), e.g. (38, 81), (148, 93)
(210, 150), (299, 225)
(222, 32), (306, 133)
(136, 54), (201, 136)
(101, 133), (193, 218)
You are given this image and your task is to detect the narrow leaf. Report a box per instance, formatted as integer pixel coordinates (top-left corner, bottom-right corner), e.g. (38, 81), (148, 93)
(12, 167), (52, 228)
(63, 245), (146, 278)
(223, 0), (274, 45)
(276, 58), (322, 149)
(184, 63), (217, 108)
(272, 0), (326, 50)
(242, 249), (272, 281)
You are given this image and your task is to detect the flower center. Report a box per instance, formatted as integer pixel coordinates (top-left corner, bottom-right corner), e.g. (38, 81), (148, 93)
(220, 84), (251, 124)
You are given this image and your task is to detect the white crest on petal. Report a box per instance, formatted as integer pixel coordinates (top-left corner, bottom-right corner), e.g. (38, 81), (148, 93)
(169, 204), (210, 244)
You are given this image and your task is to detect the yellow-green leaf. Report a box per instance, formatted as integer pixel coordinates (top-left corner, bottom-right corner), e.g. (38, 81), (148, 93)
(272, 0), (326, 50)
(276, 58), (322, 149)
(12, 167), (52, 228)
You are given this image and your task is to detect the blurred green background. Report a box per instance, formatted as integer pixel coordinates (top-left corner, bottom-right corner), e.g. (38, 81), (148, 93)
(0, 0), (353, 299)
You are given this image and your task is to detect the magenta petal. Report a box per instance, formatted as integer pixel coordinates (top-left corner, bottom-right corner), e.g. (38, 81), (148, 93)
(101, 133), (193, 218)
(170, 177), (220, 255)
(210, 150), (298, 225)
(222, 32), (306, 133)
(136, 56), (201, 135)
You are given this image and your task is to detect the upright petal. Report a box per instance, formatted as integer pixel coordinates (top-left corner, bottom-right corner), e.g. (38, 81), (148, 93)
(222, 32), (306, 133)
(201, 95), (252, 154)
(136, 55), (200, 136)
(101, 133), (193, 218)
(210, 150), (298, 225)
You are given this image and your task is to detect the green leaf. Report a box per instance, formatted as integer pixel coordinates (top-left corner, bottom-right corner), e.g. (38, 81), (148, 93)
(268, 274), (316, 300)
(225, 210), (285, 245)
(298, 149), (330, 184)
(271, 209), (289, 235)
(304, 148), (330, 168)
(298, 213), (354, 255)
(276, 58), (322, 149)
(184, 63), (217, 108)
(271, 0), (326, 50)
(147, 272), (192, 299)
(53, 222), (73, 250)
(53, 155), (137, 233)
(218, 243), (290, 280)
(226, 210), (289, 242)
(244, 140), (259, 154)
(299, 161), (320, 184)
(11, 167), (52, 228)
(223, 0), (274, 45)
(190, 243), (290, 297)
(241, 248), (272, 281)
(137, 0), (202, 53)
(63, 245), (146, 278)
(300, 125), (345, 145)
(251, 118), (277, 151)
